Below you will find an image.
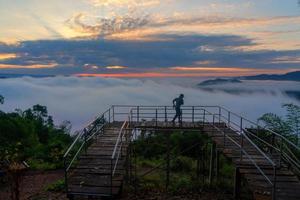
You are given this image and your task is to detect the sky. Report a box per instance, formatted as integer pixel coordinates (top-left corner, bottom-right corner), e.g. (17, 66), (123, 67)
(0, 0), (300, 77)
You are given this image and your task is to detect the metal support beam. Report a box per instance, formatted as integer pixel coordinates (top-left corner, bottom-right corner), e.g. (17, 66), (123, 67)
(234, 167), (241, 200)
(166, 131), (171, 190)
(209, 143), (216, 186)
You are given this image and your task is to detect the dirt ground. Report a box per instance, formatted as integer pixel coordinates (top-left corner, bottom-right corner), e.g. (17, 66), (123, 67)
(0, 170), (234, 200)
(0, 170), (67, 200)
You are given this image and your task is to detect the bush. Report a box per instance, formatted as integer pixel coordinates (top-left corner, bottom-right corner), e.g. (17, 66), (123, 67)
(169, 175), (192, 192)
(170, 156), (194, 172)
(44, 179), (65, 192)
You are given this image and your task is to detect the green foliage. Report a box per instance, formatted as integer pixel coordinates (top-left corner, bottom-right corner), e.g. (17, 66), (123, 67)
(283, 104), (300, 136)
(44, 179), (65, 192)
(169, 175), (192, 192)
(132, 130), (235, 193)
(0, 100), (73, 169)
(170, 156), (194, 172)
(259, 103), (300, 141)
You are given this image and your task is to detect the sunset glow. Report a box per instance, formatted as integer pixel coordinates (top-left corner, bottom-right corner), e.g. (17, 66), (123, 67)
(0, 63), (57, 69)
(0, 53), (19, 60)
(106, 65), (128, 69)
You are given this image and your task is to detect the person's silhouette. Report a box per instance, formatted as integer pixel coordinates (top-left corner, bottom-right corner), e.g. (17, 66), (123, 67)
(172, 94), (184, 124)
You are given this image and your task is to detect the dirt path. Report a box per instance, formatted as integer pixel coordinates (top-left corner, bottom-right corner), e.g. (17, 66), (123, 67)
(0, 170), (67, 200)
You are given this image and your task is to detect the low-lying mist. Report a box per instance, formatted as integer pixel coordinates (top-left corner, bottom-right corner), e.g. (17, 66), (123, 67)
(0, 76), (299, 131)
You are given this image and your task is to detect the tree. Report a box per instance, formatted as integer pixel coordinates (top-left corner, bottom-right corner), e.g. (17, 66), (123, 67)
(283, 103), (300, 139)
(259, 103), (300, 145)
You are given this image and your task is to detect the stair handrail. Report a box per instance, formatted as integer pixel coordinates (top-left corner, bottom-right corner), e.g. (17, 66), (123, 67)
(219, 106), (300, 151)
(63, 107), (113, 194)
(204, 111), (276, 197)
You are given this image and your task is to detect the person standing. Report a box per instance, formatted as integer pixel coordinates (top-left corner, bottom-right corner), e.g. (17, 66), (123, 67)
(172, 94), (184, 124)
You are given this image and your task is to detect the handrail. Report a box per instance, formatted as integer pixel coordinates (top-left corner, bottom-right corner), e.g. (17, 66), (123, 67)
(63, 131), (83, 158)
(208, 112), (276, 168)
(219, 106), (300, 151)
(112, 120), (128, 159)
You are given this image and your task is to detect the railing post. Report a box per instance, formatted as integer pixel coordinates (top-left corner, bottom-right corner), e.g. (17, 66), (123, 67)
(112, 106), (115, 122)
(192, 106), (195, 124)
(271, 133), (275, 155)
(155, 109), (158, 127)
(218, 107), (221, 123)
(84, 128), (87, 154)
(109, 108), (111, 123)
(228, 111), (231, 127)
(137, 106), (140, 123)
(130, 110), (133, 126)
(111, 158), (113, 196)
(240, 133), (244, 161)
(272, 167), (277, 200)
(203, 109), (206, 126)
(64, 158), (68, 194)
(164, 106), (167, 122)
(240, 117), (243, 133)
(279, 138), (283, 167)
(213, 114), (215, 125)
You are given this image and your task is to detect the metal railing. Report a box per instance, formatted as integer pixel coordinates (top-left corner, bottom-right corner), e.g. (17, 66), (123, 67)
(219, 107), (300, 177)
(63, 107), (112, 194)
(63, 105), (300, 199)
(110, 105), (300, 200)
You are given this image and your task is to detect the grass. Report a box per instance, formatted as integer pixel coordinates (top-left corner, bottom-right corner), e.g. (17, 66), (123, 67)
(44, 179), (65, 192)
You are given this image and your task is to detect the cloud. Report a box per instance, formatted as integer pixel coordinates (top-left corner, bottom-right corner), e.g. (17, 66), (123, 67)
(0, 53), (19, 61)
(0, 63), (57, 69)
(0, 34), (299, 75)
(106, 65), (127, 69)
(89, 0), (160, 8)
(0, 76), (299, 131)
(65, 12), (300, 45)
(270, 56), (300, 64)
(65, 13), (150, 38)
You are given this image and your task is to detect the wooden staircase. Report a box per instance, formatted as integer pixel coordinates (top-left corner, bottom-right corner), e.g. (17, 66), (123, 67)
(203, 123), (300, 200)
(64, 120), (130, 199)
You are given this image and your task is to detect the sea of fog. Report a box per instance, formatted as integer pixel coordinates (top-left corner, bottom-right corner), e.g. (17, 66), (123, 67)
(0, 76), (299, 131)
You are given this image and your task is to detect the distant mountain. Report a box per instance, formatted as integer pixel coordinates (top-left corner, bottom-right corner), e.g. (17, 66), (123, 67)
(242, 71), (300, 81)
(0, 74), (55, 79)
(198, 78), (242, 86)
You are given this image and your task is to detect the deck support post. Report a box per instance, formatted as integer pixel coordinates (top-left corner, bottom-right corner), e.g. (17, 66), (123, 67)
(166, 131), (171, 190)
(215, 148), (220, 181)
(209, 143), (216, 186)
(196, 143), (201, 179)
(234, 167), (241, 200)
(134, 129), (137, 195)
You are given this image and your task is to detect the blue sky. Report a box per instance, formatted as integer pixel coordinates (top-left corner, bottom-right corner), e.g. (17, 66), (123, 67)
(0, 0), (299, 77)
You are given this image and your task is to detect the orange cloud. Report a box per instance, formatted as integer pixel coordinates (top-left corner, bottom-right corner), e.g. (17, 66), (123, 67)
(75, 67), (295, 78)
(0, 63), (57, 69)
(0, 53), (19, 60)
(106, 65), (127, 69)
(171, 67), (251, 72)
(269, 56), (300, 64)
(170, 66), (296, 74)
